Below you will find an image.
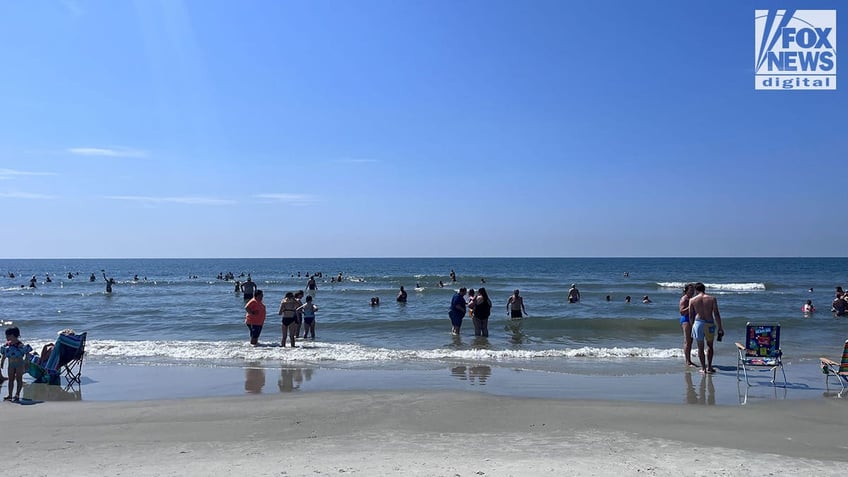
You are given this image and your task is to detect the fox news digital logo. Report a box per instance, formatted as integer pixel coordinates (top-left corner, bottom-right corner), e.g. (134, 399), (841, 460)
(755, 9), (836, 90)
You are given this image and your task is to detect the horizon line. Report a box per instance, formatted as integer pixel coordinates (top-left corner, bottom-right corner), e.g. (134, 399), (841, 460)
(1, 256), (846, 260)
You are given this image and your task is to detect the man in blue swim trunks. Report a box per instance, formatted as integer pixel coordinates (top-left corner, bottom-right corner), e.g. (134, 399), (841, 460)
(689, 282), (724, 374)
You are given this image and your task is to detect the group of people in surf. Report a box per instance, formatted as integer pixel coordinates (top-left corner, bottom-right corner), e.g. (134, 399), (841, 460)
(243, 287), (319, 348)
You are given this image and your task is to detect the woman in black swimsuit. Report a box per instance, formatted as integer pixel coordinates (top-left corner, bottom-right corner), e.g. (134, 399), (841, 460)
(279, 292), (298, 347)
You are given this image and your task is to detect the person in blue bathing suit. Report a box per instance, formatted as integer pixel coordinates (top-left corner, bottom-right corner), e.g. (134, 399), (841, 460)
(679, 283), (696, 368)
(1, 327), (33, 402)
(298, 295), (319, 339)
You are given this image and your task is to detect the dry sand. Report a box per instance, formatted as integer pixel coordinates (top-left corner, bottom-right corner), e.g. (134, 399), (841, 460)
(1, 390), (846, 476)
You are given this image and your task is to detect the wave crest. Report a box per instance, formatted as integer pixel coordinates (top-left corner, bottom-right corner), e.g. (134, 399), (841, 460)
(84, 340), (683, 363)
(656, 281), (766, 292)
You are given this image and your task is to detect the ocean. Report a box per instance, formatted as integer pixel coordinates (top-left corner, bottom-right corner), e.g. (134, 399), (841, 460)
(1, 258), (845, 380)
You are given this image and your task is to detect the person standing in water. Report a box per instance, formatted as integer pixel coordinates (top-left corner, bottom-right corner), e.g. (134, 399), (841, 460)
(689, 282), (724, 374)
(279, 292), (299, 348)
(567, 284), (581, 303)
(102, 272), (114, 294)
(507, 289), (527, 319)
(448, 287), (467, 335)
(474, 287), (492, 337)
(306, 275), (318, 296)
(298, 295), (319, 339)
(679, 283), (696, 368)
(241, 277), (257, 301)
(244, 290), (266, 346)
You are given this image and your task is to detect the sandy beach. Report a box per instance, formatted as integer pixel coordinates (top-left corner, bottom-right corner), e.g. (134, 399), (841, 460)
(1, 389), (846, 476)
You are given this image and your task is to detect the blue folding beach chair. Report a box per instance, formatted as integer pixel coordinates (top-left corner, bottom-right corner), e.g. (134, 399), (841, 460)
(28, 332), (87, 390)
(735, 323), (787, 387)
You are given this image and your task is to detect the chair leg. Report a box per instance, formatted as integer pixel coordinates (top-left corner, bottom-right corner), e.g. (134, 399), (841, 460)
(740, 363), (751, 386)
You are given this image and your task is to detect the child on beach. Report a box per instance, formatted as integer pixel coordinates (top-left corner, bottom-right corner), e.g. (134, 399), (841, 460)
(298, 295), (319, 339)
(803, 300), (815, 314)
(0, 327), (33, 402)
(294, 290), (305, 338)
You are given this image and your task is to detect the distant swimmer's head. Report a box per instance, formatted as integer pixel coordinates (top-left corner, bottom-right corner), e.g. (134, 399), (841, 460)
(254, 290), (264, 299)
(570, 284), (576, 288)
(514, 289), (520, 296)
(694, 282), (706, 293)
(284, 291), (294, 299)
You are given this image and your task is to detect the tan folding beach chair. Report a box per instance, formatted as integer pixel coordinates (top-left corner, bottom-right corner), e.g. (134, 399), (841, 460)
(820, 340), (848, 396)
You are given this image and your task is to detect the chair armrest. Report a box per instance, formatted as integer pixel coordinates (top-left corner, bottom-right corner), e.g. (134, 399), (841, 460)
(821, 357), (840, 367)
(735, 342), (745, 351)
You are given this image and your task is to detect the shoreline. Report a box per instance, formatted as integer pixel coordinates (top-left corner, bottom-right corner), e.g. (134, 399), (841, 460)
(13, 359), (843, 405)
(1, 390), (846, 475)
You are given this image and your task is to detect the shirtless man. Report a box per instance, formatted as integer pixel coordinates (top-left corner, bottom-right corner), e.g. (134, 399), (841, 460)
(689, 282), (723, 374)
(241, 277), (257, 301)
(507, 289), (527, 319)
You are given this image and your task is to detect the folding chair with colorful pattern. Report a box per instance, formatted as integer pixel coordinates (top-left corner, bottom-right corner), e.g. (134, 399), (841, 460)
(735, 323), (787, 387)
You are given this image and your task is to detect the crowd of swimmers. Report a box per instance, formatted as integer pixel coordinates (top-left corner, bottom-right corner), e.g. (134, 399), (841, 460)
(4, 270), (128, 294)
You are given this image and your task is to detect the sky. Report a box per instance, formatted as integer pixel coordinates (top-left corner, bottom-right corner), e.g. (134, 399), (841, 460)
(0, 0), (845, 258)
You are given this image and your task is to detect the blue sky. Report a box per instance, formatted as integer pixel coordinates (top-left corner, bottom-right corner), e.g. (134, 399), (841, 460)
(0, 0), (845, 258)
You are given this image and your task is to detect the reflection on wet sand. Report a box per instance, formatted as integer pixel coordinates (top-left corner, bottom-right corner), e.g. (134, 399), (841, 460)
(684, 371), (714, 405)
(244, 364), (266, 394)
(22, 382), (82, 402)
(450, 365), (492, 385)
(505, 320), (526, 344)
(278, 367), (315, 392)
(738, 379), (788, 405)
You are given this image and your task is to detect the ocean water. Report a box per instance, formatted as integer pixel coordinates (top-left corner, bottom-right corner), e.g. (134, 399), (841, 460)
(1, 258), (847, 379)
(0, 258), (848, 375)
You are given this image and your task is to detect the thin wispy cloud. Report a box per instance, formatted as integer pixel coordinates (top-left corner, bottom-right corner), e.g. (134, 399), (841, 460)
(0, 168), (56, 178)
(59, 0), (84, 17)
(0, 191), (56, 199)
(334, 158), (379, 164)
(254, 193), (317, 205)
(68, 147), (148, 158)
(106, 195), (236, 206)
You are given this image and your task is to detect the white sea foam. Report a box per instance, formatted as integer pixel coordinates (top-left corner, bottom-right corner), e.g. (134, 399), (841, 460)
(85, 339), (683, 363)
(656, 282), (766, 292)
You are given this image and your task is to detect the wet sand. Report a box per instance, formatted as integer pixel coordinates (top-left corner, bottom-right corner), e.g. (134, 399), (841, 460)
(1, 390), (846, 476)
